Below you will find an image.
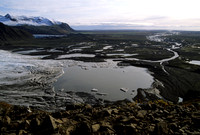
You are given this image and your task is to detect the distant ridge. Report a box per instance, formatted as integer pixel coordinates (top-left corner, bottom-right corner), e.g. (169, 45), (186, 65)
(0, 14), (75, 34)
(0, 22), (33, 42)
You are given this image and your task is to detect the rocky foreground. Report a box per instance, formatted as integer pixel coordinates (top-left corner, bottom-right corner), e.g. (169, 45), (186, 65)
(0, 100), (200, 135)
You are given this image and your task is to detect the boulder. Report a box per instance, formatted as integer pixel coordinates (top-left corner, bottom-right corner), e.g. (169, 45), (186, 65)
(155, 121), (168, 135)
(3, 116), (11, 125)
(92, 124), (100, 132)
(137, 110), (147, 119)
(148, 124), (155, 132)
(45, 115), (57, 130)
(66, 126), (75, 135)
(73, 122), (91, 134)
(18, 130), (27, 135)
(37, 115), (58, 134)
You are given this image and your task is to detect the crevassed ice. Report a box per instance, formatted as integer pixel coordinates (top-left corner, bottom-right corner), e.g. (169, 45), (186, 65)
(0, 50), (64, 86)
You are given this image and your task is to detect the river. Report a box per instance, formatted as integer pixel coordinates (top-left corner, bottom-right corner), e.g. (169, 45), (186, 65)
(147, 32), (180, 74)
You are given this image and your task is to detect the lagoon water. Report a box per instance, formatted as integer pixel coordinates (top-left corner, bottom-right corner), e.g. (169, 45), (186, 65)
(53, 60), (154, 101)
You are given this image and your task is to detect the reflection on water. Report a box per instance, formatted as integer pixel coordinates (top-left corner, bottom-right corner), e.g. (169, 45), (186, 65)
(53, 60), (154, 101)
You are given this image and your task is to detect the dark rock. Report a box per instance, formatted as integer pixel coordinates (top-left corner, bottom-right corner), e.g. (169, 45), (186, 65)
(155, 118), (164, 123)
(99, 121), (115, 134)
(18, 130), (27, 135)
(179, 128), (185, 134)
(3, 116), (11, 125)
(45, 115), (57, 130)
(120, 116), (138, 124)
(133, 89), (147, 102)
(52, 111), (63, 118)
(140, 103), (152, 110)
(155, 121), (168, 135)
(163, 110), (169, 114)
(75, 114), (91, 122)
(148, 124), (155, 132)
(24, 120), (31, 130)
(85, 104), (92, 110)
(112, 108), (119, 114)
(30, 117), (41, 130)
(66, 104), (83, 110)
(65, 126), (76, 135)
(73, 122), (91, 134)
(191, 112), (200, 128)
(193, 102), (200, 110)
(1, 127), (7, 132)
(35, 115), (58, 134)
(99, 109), (112, 117)
(169, 123), (178, 131)
(113, 124), (137, 135)
(124, 124), (137, 135)
(148, 114), (155, 121)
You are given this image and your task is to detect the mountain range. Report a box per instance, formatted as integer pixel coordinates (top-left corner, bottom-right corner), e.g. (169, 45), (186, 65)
(0, 14), (74, 34)
(0, 14), (62, 26)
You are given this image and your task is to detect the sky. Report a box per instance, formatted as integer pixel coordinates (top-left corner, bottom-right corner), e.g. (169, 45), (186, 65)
(0, 0), (200, 30)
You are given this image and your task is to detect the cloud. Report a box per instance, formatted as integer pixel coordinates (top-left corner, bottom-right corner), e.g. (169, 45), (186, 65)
(0, 0), (200, 30)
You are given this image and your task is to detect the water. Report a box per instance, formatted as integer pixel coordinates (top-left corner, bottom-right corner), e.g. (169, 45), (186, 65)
(103, 46), (113, 50)
(33, 34), (65, 38)
(189, 60), (200, 66)
(57, 53), (95, 59)
(106, 53), (138, 57)
(53, 60), (154, 101)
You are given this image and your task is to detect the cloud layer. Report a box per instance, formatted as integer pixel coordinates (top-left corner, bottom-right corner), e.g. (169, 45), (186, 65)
(0, 0), (200, 30)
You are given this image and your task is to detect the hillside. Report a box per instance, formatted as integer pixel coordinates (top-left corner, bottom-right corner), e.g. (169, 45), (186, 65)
(0, 22), (33, 41)
(14, 23), (74, 35)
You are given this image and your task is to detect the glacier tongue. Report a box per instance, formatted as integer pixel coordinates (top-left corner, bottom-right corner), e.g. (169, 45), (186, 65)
(0, 49), (100, 111)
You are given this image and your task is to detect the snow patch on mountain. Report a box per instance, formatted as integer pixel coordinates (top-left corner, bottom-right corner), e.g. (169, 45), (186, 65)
(0, 14), (62, 26)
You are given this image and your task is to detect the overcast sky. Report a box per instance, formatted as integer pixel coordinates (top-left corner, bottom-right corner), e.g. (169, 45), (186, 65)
(1, 0), (200, 30)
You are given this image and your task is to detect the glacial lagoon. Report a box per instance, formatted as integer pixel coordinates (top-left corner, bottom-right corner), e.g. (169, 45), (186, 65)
(53, 60), (154, 101)
(0, 49), (154, 109)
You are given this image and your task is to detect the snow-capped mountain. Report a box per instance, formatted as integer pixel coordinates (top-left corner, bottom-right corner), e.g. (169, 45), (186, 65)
(0, 14), (62, 26)
(0, 14), (74, 34)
